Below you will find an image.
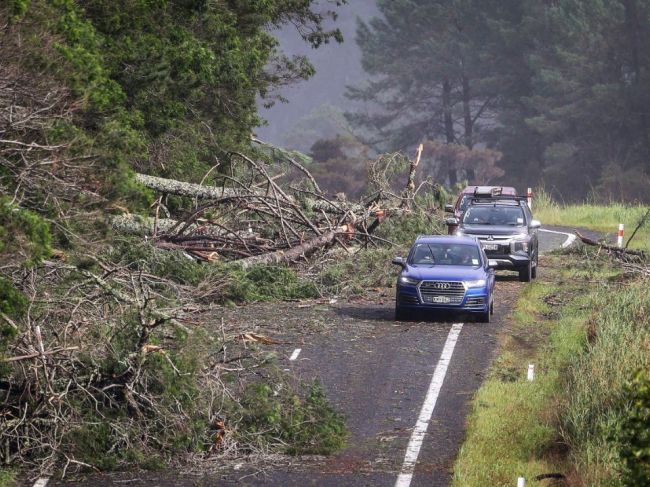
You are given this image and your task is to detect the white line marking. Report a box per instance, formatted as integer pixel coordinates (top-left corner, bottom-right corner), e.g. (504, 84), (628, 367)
(539, 228), (576, 248)
(289, 348), (301, 361)
(395, 322), (464, 487)
(33, 478), (49, 487)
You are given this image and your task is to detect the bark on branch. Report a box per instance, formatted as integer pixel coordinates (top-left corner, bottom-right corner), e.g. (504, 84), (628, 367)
(135, 173), (265, 200)
(235, 229), (341, 269)
(575, 231), (646, 257)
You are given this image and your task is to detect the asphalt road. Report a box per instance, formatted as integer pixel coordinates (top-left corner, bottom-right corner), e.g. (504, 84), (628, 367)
(46, 227), (580, 487)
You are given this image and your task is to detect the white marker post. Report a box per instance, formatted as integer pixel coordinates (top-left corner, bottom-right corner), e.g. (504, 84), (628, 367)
(517, 478), (526, 487)
(527, 364), (535, 382)
(617, 223), (624, 248)
(527, 188), (533, 209)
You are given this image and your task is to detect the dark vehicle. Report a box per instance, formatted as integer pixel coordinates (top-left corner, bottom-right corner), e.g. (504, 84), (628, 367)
(451, 197), (541, 282)
(392, 235), (496, 322)
(445, 185), (518, 220)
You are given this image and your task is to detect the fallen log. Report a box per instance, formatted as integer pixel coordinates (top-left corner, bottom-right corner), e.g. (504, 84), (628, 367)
(136, 173), (267, 200)
(113, 214), (227, 238)
(575, 231), (646, 257)
(235, 229), (340, 269)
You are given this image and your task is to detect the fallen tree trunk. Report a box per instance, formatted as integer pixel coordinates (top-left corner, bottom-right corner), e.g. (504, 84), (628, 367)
(575, 231), (646, 257)
(112, 214), (225, 238)
(235, 229), (340, 269)
(135, 173), (266, 200)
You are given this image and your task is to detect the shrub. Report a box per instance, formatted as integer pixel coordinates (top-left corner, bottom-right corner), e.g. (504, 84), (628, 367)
(617, 369), (650, 485)
(237, 379), (347, 455)
(222, 265), (319, 303)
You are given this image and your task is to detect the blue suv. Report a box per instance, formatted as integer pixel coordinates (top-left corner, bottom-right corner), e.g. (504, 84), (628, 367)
(392, 235), (496, 322)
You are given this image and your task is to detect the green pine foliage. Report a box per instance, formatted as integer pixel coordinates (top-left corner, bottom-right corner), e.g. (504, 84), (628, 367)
(350, 0), (650, 202)
(0, 197), (52, 266)
(237, 379), (348, 455)
(6, 0), (344, 201)
(0, 198), (51, 372)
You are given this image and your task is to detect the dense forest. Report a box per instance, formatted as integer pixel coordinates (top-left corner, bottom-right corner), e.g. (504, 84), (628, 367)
(270, 0), (650, 203)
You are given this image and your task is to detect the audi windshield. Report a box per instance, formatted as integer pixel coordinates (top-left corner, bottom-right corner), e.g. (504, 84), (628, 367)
(409, 243), (481, 267)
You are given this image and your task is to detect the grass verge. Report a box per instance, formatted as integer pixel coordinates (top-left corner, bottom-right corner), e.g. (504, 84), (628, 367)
(533, 189), (650, 252)
(453, 248), (650, 486)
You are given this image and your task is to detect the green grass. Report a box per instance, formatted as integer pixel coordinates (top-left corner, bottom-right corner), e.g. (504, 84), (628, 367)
(453, 251), (650, 486)
(453, 277), (569, 486)
(533, 189), (650, 252)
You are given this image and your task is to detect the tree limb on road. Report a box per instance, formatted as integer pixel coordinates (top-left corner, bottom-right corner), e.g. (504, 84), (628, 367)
(575, 231), (646, 258)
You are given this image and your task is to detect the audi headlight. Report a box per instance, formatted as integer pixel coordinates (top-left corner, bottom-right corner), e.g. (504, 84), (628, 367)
(399, 276), (420, 285)
(464, 279), (486, 288)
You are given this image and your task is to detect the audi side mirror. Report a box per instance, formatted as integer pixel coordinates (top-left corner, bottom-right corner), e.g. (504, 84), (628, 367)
(392, 257), (406, 268)
(530, 219), (541, 229)
(444, 204), (455, 213)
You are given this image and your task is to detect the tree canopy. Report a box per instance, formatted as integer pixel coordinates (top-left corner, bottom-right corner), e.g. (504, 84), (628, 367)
(349, 0), (650, 201)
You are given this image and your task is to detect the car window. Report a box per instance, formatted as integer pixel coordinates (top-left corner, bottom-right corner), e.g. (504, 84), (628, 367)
(458, 195), (472, 212)
(463, 206), (525, 226)
(410, 243), (481, 266)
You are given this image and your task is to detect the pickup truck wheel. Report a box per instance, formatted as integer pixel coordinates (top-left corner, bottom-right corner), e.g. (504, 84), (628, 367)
(490, 299), (494, 315)
(519, 262), (532, 282)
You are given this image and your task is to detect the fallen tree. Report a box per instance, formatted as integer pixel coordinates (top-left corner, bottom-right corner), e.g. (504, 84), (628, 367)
(575, 231), (646, 258)
(135, 173), (269, 200)
(121, 150), (431, 265)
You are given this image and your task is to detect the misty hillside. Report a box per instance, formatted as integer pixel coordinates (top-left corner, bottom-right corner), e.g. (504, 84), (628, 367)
(256, 0), (378, 150)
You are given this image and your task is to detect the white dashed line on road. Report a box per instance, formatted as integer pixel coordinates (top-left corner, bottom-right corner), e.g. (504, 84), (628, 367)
(33, 478), (49, 487)
(539, 228), (577, 247)
(395, 322), (464, 487)
(289, 348), (302, 361)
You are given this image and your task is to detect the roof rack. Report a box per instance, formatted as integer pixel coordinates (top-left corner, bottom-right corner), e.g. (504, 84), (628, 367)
(473, 186), (503, 197)
(468, 196), (527, 206)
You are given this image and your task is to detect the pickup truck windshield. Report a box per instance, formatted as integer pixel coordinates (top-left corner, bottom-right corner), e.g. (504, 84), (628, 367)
(463, 206), (525, 226)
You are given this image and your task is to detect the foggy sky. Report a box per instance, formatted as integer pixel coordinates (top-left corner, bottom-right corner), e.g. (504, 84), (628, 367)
(256, 1), (378, 149)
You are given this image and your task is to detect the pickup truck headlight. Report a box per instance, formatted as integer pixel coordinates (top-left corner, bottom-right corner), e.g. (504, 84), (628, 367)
(514, 241), (529, 252)
(464, 279), (487, 288)
(511, 233), (530, 252)
(399, 276), (421, 285)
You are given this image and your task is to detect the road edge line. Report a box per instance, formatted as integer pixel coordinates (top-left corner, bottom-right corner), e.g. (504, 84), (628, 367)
(539, 228), (576, 248)
(289, 348), (301, 361)
(394, 322), (464, 487)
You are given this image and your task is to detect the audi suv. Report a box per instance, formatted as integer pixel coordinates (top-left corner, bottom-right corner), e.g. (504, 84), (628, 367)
(392, 235), (496, 322)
